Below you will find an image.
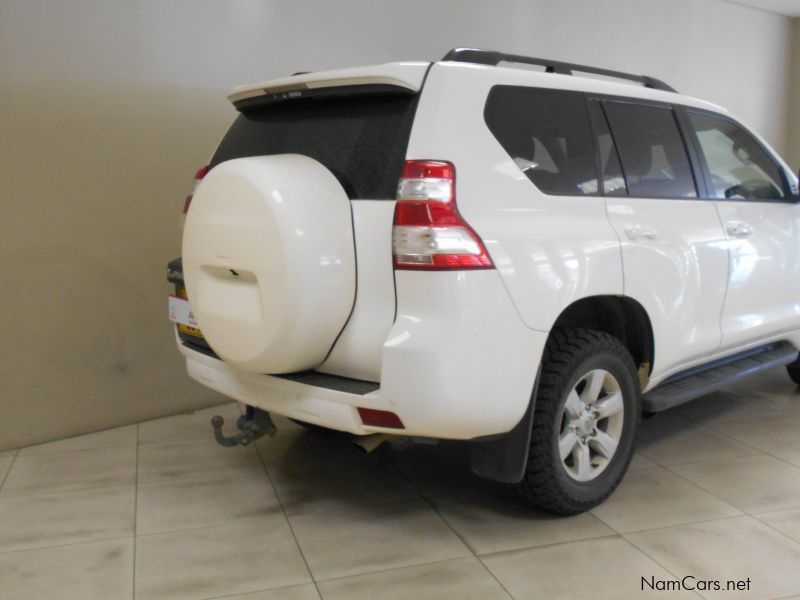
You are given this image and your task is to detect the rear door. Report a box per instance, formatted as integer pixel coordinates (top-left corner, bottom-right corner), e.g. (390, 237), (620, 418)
(683, 109), (800, 350)
(593, 98), (729, 376)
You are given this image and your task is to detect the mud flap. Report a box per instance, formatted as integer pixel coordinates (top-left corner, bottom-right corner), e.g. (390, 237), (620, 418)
(468, 368), (539, 484)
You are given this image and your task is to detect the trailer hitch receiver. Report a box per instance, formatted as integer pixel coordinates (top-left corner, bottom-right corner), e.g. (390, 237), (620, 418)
(211, 406), (276, 447)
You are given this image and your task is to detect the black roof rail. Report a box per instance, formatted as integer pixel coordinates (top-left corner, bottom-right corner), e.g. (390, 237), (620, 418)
(441, 48), (677, 94)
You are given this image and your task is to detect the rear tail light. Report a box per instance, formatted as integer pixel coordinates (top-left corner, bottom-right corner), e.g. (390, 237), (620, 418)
(182, 165), (209, 215)
(392, 160), (493, 270)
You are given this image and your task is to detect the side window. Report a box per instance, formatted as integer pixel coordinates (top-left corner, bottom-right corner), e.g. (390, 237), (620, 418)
(687, 111), (786, 201)
(588, 101), (627, 196)
(484, 86), (599, 195)
(603, 102), (697, 199)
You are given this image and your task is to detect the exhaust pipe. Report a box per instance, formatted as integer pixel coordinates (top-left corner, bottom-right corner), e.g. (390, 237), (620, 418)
(352, 433), (395, 453)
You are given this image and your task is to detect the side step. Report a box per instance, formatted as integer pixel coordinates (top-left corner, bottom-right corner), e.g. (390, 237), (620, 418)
(642, 341), (797, 413)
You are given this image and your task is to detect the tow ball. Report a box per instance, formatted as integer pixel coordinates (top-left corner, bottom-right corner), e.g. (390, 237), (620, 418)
(211, 405), (277, 447)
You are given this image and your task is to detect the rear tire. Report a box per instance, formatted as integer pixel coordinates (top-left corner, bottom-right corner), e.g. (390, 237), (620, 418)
(514, 327), (640, 515)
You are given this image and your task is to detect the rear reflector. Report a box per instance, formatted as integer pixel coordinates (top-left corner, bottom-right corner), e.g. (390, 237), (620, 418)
(392, 160), (493, 270)
(357, 407), (405, 429)
(182, 165), (210, 214)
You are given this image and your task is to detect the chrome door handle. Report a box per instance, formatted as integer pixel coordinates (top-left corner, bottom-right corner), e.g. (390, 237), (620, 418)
(624, 225), (658, 241)
(726, 221), (752, 238)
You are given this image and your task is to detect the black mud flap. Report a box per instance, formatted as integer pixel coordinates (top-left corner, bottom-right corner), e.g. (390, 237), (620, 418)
(468, 368), (539, 484)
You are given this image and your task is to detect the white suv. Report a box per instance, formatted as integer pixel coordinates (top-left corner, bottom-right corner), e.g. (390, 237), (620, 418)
(167, 48), (800, 514)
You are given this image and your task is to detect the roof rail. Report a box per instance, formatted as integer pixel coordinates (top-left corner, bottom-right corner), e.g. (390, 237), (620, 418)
(441, 48), (677, 94)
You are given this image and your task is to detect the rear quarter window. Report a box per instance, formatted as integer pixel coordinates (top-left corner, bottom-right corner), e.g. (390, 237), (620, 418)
(484, 86), (599, 196)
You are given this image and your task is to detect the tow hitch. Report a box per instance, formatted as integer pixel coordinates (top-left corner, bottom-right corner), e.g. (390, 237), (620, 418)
(211, 405), (277, 447)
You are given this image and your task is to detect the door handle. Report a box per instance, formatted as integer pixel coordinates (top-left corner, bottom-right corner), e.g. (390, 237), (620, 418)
(624, 225), (658, 241)
(725, 221), (752, 238)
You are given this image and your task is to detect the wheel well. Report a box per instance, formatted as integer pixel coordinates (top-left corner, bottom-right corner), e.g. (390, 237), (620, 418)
(551, 296), (654, 376)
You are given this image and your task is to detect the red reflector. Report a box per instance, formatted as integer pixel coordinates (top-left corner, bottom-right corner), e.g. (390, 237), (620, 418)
(357, 407), (405, 429)
(182, 165), (210, 215)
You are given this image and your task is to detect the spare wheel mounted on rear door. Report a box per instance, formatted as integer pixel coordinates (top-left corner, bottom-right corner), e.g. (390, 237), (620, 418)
(182, 154), (356, 374)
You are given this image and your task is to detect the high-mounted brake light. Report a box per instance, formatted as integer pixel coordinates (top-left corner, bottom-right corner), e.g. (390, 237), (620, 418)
(182, 165), (209, 215)
(392, 160), (493, 270)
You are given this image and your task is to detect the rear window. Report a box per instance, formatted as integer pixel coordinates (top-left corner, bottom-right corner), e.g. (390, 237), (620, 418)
(484, 86), (599, 195)
(211, 92), (419, 199)
(602, 102), (697, 199)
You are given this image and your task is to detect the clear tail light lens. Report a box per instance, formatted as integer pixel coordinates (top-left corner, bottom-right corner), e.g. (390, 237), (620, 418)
(392, 160), (493, 270)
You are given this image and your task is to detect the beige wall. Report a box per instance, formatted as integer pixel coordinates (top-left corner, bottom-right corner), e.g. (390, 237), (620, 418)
(0, 0), (797, 450)
(789, 17), (800, 171)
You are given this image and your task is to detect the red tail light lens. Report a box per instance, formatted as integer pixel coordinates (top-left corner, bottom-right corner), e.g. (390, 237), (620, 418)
(392, 160), (493, 270)
(357, 407), (405, 429)
(182, 165), (209, 214)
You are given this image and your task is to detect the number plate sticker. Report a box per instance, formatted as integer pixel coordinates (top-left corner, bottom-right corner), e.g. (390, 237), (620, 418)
(168, 296), (200, 329)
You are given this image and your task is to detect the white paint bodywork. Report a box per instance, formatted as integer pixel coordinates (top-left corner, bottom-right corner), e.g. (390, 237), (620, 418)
(179, 59), (800, 439)
(317, 201), (397, 382)
(180, 269), (545, 439)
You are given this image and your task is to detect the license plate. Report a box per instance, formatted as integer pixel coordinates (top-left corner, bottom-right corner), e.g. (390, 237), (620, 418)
(168, 296), (200, 330)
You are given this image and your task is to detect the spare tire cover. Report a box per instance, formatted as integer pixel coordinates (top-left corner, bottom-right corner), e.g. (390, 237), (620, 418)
(182, 155), (355, 374)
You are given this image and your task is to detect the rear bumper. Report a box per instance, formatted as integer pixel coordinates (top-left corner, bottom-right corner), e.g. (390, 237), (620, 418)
(179, 338), (374, 435)
(178, 269), (547, 439)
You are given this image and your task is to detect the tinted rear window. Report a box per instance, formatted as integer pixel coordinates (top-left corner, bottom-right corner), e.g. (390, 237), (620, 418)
(484, 86), (599, 195)
(603, 102), (697, 199)
(211, 92), (419, 199)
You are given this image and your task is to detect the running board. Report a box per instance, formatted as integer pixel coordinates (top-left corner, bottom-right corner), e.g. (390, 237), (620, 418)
(642, 341), (797, 413)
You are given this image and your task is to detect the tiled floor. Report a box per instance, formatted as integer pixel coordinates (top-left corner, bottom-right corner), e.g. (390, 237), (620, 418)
(2, 368), (800, 599)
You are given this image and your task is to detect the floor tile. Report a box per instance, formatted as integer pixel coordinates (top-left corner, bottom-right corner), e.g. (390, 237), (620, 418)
(318, 557), (509, 600)
(138, 402), (241, 445)
(135, 518), (310, 600)
(722, 368), (800, 400)
(1, 445), (136, 498)
(137, 438), (264, 484)
(482, 535), (695, 599)
(0, 538), (133, 600)
(18, 424), (137, 456)
(432, 488), (613, 554)
(670, 455), (800, 513)
(0, 455), (14, 487)
(213, 585), (320, 599)
(591, 468), (740, 533)
(676, 389), (786, 424)
(754, 507), (800, 543)
(777, 451), (800, 468)
(627, 515), (800, 599)
(628, 453), (659, 471)
(637, 413), (757, 466)
(0, 449), (18, 459)
(290, 498), (470, 580)
(137, 470), (281, 535)
(255, 428), (362, 469)
(387, 441), (498, 498)
(705, 416), (800, 454)
(0, 485), (135, 552)
(267, 450), (419, 517)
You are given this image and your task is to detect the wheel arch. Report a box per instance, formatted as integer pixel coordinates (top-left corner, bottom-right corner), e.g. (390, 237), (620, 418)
(550, 295), (655, 382)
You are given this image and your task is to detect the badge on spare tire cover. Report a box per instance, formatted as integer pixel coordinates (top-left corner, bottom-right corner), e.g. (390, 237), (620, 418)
(181, 155), (356, 374)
